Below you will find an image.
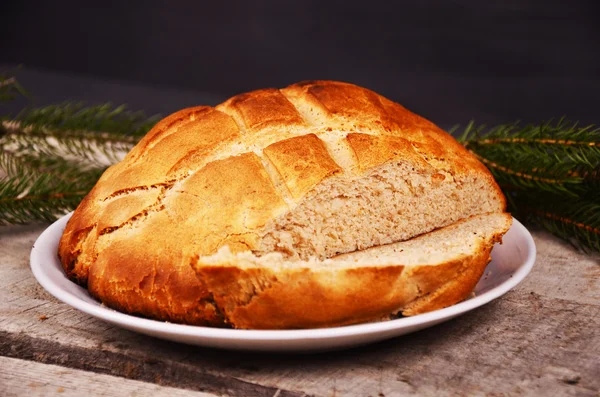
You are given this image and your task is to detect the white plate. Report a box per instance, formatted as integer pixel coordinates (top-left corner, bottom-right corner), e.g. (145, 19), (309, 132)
(30, 213), (536, 352)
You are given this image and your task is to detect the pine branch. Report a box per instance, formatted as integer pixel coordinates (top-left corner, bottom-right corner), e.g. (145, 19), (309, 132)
(460, 120), (600, 252)
(509, 191), (600, 252)
(0, 147), (106, 225)
(460, 120), (600, 195)
(1, 100), (160, 162)
(0, 77), (160, 224)
(0, 173), (95, 225)
(2, 120), (136, 166)
(1, 148), (103, 184)
(1, 74), (159, 164)
(14, 102), (160, 137)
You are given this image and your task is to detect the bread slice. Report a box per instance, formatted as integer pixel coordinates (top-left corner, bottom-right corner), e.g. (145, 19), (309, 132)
(193, 213), (512, 329)
(57, 80), (508, 327)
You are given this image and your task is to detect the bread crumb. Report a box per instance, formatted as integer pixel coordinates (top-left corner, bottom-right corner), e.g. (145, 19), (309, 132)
(57, 387), (65, 393)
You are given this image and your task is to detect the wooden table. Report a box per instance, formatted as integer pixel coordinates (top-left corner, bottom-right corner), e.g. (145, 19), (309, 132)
(1, 222), (598, 397)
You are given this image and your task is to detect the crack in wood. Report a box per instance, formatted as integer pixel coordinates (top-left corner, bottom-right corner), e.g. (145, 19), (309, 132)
(0, 331), (311, 397)
(20, 302), (51, 313)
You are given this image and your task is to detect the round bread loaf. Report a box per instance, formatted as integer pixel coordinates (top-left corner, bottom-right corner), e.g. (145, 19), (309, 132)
(58, 80), (508, 328)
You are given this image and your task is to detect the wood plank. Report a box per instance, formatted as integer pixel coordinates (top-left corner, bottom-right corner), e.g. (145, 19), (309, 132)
(0, 356), (216, 397)
(0, 330), (307, 397)
(520, 228), (600, 305)
(1, 223), (599, 397)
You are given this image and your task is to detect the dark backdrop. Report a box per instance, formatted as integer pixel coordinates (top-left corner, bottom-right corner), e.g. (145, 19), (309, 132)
(2, 0), (599, 127)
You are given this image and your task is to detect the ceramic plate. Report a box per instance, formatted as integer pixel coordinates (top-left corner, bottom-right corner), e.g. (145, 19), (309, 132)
(31, 213), (536, 352)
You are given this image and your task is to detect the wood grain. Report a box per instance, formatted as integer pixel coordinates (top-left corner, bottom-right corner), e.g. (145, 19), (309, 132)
(1, 222), (599, 397)
(0, 356), (215, 397)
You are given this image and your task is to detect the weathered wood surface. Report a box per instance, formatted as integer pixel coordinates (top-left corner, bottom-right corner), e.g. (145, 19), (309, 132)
(0, 356), (215, 397)
(1, 222), (599, 397)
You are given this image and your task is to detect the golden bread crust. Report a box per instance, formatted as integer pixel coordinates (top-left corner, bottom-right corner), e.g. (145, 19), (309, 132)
(197, 265), (407, 329)
(263, 133), (343, 198)
(87, 212), (224, 326)
(58, 80), (508, 328)
(193, 213), (511, 329)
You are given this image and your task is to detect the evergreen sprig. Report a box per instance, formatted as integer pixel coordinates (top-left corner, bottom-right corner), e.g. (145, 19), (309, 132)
(0, 167), (101, 225)
(458, 120), (600, 252)
(15, 101), (159, 137)
(0, 75), (159, 225)
(509, 191), (599, 252)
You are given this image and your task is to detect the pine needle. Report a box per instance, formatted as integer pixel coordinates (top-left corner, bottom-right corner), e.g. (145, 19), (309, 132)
(459, 120), (600, 252)
(0, 75), (160, 224)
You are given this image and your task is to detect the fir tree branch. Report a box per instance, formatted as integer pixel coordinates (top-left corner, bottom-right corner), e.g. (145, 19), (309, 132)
(14, 102), (160, 137)
(1, 148), (104, 184)
(2, 120), (136, 166)
(1, 101), (159, 165)
(0, 175), (93, 225)
(0, 78), (159, 224)
(467, 149), (584, 196)
(459, 121), (599, 189)
(509, 191), (600, 252)
(471, 137), (599, 147)
(0, 148), (106, 225)
(460, 120), (600, 252)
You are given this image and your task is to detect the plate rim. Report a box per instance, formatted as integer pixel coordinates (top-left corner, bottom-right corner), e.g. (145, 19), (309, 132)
(30, 213), (536, 343)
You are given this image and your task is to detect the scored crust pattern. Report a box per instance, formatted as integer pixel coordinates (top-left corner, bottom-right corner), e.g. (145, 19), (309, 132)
(58, 80), (504, 327)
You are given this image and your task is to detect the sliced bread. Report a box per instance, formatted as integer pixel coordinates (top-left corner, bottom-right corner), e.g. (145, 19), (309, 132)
(192, 212), (512, 329)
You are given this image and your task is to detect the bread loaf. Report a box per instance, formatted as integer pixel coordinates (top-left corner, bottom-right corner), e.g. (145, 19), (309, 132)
(58, 80), (509, 328)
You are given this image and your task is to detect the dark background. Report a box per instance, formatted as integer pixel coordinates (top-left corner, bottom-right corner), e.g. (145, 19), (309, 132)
(1, 0), (599, 128)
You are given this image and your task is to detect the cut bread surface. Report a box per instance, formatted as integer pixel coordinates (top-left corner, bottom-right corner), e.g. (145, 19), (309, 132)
(193, 213), (513, 329)
(203, 213), (512, 269)
(57, 80), (509, 328)
(258, 159), (502, 260)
